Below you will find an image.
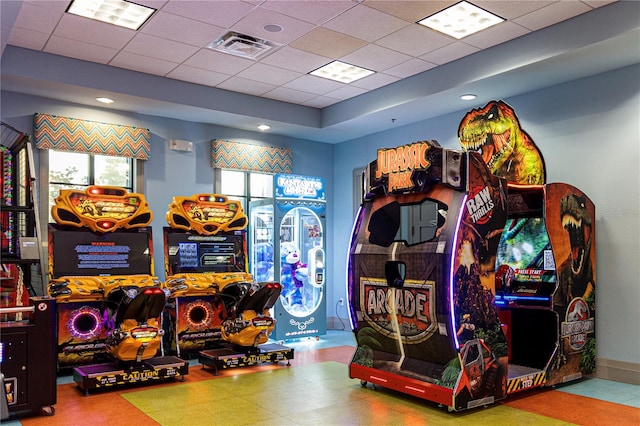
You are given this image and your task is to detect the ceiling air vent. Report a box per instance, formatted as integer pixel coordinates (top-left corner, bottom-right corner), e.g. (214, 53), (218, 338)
(207, 31), (279, 60)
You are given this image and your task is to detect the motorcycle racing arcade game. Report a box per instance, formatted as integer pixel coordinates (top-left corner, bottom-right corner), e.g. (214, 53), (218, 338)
(47, 186), (188, 394)
(163, 194), (293, 374)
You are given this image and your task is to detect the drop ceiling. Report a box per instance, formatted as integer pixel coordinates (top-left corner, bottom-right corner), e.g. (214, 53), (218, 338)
(1, 0), (638, 144)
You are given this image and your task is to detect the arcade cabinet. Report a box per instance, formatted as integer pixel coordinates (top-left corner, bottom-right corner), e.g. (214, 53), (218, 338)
(248, 174), (327, 341)
(162, 194), (293, 374)
(47, 186), (188, 394)
(495, 183), (596, 388)
(348, 139), (596, 411)
(1, 298), (56, 418)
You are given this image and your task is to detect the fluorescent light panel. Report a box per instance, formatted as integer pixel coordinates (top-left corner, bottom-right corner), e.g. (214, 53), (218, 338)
(417, 1), (504, 39)
(310, 61), (374, 84)
(67, 0), (155, 30)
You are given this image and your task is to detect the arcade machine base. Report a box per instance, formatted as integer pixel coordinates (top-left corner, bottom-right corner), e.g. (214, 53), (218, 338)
(198, 343), (294, 375)
(73, 355), (189, 395)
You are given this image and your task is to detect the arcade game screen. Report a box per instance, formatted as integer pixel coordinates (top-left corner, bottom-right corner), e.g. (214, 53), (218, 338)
(164, 228), (246, 274)
(496, 217), (556, 284)
(49, 224), (152, 278)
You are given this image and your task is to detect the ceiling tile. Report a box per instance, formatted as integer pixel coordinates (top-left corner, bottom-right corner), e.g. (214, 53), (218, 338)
(340, 44), (412, 72)
(365, 1), (455, 22)
(260, 0), (356, 25)
(260, 47), (332, 73)
(581, 0), (617, 7)
(236, 63), (302, 86)
(376, 24), (454, 57)
(44, 36), (118, 64)
(123, 33), (199, 63)
(322, 4), (409, 42)
(231, 7), (316, 45)
(383, 58), (437, 79)
(323, 84), (368, 100)
(132, 0), (169, 11)
(350, 72), (400, 90)
(7, 27), (49, 51)
(473, 1), (556, 20)
(282, 74), (344, 95)
(217, 76), (277, 96)
(302, 95), (342, 108)
(290, 27), (367, 58)
(419, 42), (481, 65)
(22, 1), (71, 13)
(167, 65), (231, 87)
(462, 21), (531, 50)
(514, 1), (593, 31)
(54, 14), (136, 50)
(13, 2), (62, 33)
(262, 86), (317, 103)
(140, 11), (224, 47)
(159, 0), (256, 28)
(183, 49), (253, 74)
(109, 51), (179, 76)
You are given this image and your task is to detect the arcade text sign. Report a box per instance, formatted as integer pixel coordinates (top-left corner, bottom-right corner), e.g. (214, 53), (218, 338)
(360, 277), (437, 344)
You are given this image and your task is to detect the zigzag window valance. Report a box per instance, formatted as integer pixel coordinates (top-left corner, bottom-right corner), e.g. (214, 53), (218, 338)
(33, 113), (151, 160)
(211, 139), (292, 174)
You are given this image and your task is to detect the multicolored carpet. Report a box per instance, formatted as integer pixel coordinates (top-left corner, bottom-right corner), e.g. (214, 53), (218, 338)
(7, 331), (640, 425)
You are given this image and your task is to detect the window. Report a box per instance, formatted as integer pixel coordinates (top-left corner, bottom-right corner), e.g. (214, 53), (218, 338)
(367, 198), (448, 247)
(47, 149), (134, 222)
(217, 169), (273, 210)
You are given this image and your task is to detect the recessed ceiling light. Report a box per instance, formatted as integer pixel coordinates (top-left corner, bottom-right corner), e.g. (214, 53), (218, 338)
(460, 94), (477, 100)
(67, 0), (155, 30)
(310, 61), (375, 84)
(258, 124), (271, 131)
(417, 1), (504, 39)
(96, 97), (115, 104)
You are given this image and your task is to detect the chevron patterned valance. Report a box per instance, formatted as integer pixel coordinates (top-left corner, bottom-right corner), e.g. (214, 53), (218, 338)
(211, 139), (292, 174)
(33, 113), (151, 160)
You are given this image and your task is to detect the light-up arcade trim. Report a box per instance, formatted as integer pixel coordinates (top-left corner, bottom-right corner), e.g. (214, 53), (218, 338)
(67, 305), (104, 340)
(51, 185), (152, 233)
(450, 194), (468, 350)
(166, 194), (247, 235)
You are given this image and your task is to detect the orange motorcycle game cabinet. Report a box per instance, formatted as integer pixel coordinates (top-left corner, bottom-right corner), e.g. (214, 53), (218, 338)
(47, 186), (188, 393)
(163, 194), (293, 372)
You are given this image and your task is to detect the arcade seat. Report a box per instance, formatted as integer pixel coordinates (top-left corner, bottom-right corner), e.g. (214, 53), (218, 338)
(221, 281), (282, 347)
(104, 286), (166, 362)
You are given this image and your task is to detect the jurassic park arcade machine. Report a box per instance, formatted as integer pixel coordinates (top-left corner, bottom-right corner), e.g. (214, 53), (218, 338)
(347, 101), (596, 412)
(163, 194), (293, 374)
(47, 186), (188, 394)
(348, 141), (510, 411)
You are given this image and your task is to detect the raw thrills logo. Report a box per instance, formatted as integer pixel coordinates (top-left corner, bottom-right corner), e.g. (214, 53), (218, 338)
(361, 278), (435, 343)
(466, 185), (495, 224)
(375, 142), (431, 192)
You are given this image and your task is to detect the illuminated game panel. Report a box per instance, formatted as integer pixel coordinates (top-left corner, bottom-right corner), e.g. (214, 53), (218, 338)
(166, 194), (248, 235)
(51, 185), (152, 233)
